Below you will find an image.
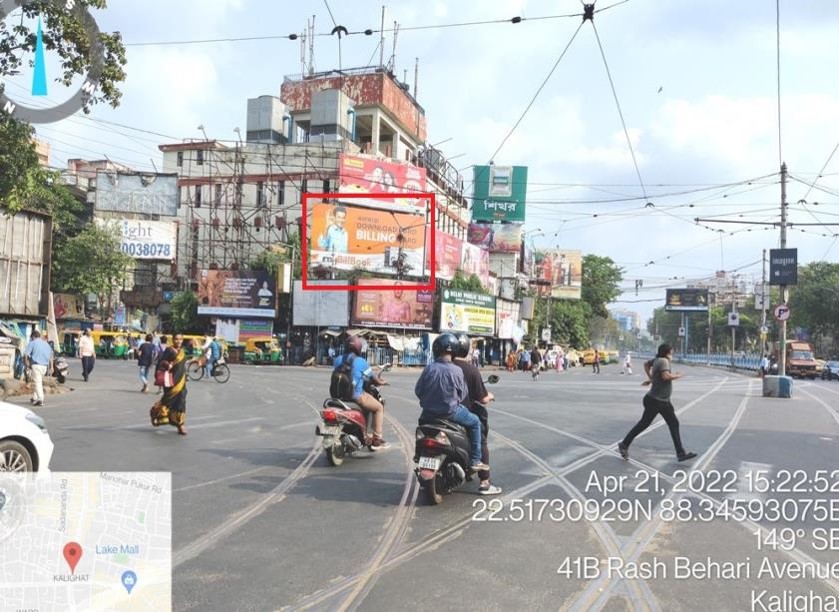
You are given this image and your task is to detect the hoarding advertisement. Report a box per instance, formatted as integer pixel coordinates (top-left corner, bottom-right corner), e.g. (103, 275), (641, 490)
(104, 219), (177, 260)
(536, 250), (582, 300)
(439, 289), (496, 336)
(53, 293), (85, 319)
(769, 248), (798, 285)
(467, 222), (523, 253)
(239, 319), (274, 339)
(94, 172), (179, 216)
(471, 165), (528, 222)
(338, 154), (427, 213)
(293, 280), (351, 327)
(460, 243), (490, 286)
(196, 270), (277, 317)
(309, 202), (429, 275)
(434, 231), (463, 280)
(350, 279), (434, 329)
(665, 288), (709, 312)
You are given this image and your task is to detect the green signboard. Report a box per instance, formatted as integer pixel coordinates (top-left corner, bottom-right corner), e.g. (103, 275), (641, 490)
(439, 289), (496, 336)
(472, 165), (528, 222)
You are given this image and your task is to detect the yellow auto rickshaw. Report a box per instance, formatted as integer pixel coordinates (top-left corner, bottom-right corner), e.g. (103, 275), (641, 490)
(60, 330), (82, 356)
(91, 331), (129, 359)
(243, 336), (282, 365)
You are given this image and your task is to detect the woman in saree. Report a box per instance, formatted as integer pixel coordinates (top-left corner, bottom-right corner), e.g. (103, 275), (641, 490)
(150, 333), (188, 435)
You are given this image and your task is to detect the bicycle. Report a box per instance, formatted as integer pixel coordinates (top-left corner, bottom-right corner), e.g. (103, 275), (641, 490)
(187, 355), (230, 384)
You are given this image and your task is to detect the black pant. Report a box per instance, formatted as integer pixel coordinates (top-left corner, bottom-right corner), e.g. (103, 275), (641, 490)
(622, 395), (685, 455)
(81, 356), (95, 380)
(469, 403), (490, 481)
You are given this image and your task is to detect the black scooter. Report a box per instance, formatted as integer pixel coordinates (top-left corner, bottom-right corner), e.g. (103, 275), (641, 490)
(414, 375), (499, 505)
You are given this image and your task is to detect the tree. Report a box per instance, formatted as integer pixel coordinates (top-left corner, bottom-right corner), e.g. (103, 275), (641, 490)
(789, 262), (839, 352)
(247, 233), (302, 280)
(449, 269), (490, 294)
(51, 222), (131, 318)
(581, 255), (623, 318)
(170, 291), (200, 334)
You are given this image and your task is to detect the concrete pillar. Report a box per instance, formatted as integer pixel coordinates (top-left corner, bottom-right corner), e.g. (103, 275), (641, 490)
(371, 110), (380, 155)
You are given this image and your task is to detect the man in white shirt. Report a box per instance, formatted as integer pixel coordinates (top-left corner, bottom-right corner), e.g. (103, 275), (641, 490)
(79, 330), (96, 382)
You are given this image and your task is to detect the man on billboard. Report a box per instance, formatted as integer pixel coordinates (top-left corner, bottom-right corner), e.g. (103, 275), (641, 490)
(318, 206), (349, 253)
(380, 282), (412, 324)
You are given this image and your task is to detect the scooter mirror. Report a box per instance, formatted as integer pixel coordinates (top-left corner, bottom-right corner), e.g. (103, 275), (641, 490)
(487, 375), (500, 384)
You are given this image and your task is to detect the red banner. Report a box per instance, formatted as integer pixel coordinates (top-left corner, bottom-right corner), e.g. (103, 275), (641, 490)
(338, 154), (427, 213)
(351, 278), (434, 329)
(434, 232), (463, 280)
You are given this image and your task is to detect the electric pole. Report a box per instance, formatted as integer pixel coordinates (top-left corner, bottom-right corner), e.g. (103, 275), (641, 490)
(779, 162), (788, 377)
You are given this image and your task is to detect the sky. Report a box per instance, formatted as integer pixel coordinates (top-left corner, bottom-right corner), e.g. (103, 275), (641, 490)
(4, 0), (839, 324)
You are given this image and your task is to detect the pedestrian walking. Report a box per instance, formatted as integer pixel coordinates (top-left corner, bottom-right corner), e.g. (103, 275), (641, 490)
(592, 349), (601, 374)
(150, 333), (189, 435)
(759, 354), (770, 378)
(618, 344), (698, 463)
(23, 330), (53, 406)
(505, 351), (516, 373)
(137, 334), (156, 392)
(622, 352), (633, 375)
(154, 335), (168, 394)
(78, 330), (96, 382)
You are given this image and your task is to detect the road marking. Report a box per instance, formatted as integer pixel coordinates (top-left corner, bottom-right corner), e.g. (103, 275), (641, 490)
(174, 466), (271, 492)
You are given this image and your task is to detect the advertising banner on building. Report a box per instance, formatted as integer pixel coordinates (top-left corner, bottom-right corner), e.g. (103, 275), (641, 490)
(434, 232), (463, 280)
(196, 270), (276, 317)
(338, 154), (427, 213)
(521, 243), (534, 276)
(769, 248), (798, 285)
(535, 250), (582, 300)
(96, 219), (177, 260)
(665, 288), (709, 312)
(460, 243), (490, 286)
(293, 281), (350, 327)
(439, 289), (496, 336)
(351, 279), (434, 329)
(239, 319), (275, 339)
(471, 165), (528, 222)
(94, 172), (179, 216)
(53, 293), (85, 320)
(467, 222), (523, 253)
(309, 202), (429, 274)
(496, 298), (520, 340)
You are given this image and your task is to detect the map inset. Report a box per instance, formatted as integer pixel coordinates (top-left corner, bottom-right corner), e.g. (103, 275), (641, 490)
(0, 472), (171, 611)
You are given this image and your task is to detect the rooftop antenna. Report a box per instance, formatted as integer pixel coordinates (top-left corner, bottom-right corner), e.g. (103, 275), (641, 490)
(388, 21), (399, 73)
(379, 5), (386, 68)
(299, 26), (307, 76)
(307, 15), (316, 75)
(413, 56), (419, 98)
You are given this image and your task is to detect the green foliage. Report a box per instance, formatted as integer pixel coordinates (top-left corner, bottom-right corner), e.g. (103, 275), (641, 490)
(449, 269), (490, 294)
(170, 291), (200, 334)
(581, 255), (623, 318)
(51, 222), (131, 314)
(0, 0), (127, 110)
(789, 262), (839, 352)
(249, 233), (302, 279)
(648, 305), (764, 353)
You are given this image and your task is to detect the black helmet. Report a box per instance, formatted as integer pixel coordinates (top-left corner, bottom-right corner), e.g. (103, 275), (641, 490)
(345, 335), (365, 355)
(454, 333), (470, 359)
(432, 333), (458, 358)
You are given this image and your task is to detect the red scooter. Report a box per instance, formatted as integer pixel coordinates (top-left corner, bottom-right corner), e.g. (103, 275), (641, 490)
(316, 364), (391, 466)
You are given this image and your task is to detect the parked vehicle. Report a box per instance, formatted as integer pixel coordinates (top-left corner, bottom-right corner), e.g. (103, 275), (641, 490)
(0, 401), (54, 472)
(90, 331), (129, 359)
(777, 341), (818, 379)
(52, 355), (69, 384)
(414, 375), (499, 505)
(822, 361), (839, 381)
(243, 336), (282, 365)
(316, 364), (391, 466)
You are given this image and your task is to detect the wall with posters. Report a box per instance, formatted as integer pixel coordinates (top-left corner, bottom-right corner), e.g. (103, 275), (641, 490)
(535, 250), (582, 300)
(96, 219), (177, 260)
(338, 154), (427, 213)
(53, 294), (85, 320)
(434, 231), (462, 280)
(468, 222), (522, 253)
(196, 270), (276, 317)
(460, 243), (490, 286)
(293, 280), (350, 326)
(496, 299), (521, 340)
(94, 172), (179, 216)
(439, 289), (496, 336)
(351, 279), (433, 329)
(309, 202), (428, 274)
(471, 165), (528, 222)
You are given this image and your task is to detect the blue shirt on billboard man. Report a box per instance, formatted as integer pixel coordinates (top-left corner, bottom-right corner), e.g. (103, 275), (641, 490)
(319, 206), (349, 254)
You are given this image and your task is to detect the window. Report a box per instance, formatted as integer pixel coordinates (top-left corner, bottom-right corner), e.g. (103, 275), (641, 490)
(257, 181), (265, 208)
(177, 151), (183, 167)
(322, 179), (330, 193)
(194, 186), (202, 208)
(214, 184), (222, 207)
(177, 187), (182, 209)
(278, 180), (285, 206)
(196, 149), (204, 165)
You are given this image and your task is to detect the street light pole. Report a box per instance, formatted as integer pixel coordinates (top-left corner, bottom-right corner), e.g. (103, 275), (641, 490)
(779, 163), (788, 377)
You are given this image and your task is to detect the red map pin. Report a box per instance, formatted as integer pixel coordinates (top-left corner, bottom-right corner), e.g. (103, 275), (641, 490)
(63, 542), (82, 574)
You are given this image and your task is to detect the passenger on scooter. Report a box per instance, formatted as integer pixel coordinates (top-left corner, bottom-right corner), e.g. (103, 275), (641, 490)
(332, 336), (391, 450)
(453, 334), (501, 495)
(415, 333), (490, 472)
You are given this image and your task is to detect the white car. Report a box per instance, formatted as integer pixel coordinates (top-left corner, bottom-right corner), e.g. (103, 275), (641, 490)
(0, 401), (54, 472)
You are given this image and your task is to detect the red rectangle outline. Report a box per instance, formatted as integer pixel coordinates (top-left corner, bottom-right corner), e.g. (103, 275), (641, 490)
(301, 192), (436, 291)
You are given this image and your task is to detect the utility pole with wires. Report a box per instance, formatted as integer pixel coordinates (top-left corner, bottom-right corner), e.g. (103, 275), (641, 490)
(778, 162), (788, 377)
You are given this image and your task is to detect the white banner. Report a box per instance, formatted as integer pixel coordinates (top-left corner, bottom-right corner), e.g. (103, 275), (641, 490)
(96, 219), (178, 260)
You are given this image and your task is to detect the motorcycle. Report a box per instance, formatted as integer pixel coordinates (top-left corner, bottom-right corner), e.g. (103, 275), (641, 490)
(53, 355), (69, 384)
(414, 374), (499, 505)
(316, 363), (392, 467)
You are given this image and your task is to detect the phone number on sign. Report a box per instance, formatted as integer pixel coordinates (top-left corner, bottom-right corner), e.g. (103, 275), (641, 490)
(121, 242), (173, 258)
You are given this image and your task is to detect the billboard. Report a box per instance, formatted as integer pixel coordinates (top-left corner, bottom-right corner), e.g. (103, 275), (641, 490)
(351, 279), (434, 329)
(521, 242), (534, 276)
(196, 270), (276, 317)
(309, 202), (429, 274)
(53, 293), (85, 320)
(467, 222), (523, 253)
(471, 165), (528, 222)
(293, 281), (350, 327)
(434, 231), (463, 281)
(460, 243), (490, 286)
(94, 172), (179, 217)
(665, 288), (709, 312)
(536, 250), (582, 300)
(439, 288), (496, 336)
(338, 154), (427, 213)
(96, 219), (177, 260)
(769, 248), (798, 285)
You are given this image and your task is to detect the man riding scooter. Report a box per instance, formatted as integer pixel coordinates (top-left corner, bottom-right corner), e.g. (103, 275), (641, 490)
(452, 333), (501, 495)
(415, 333), (489, 473)
(331, 336), (391, 450)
